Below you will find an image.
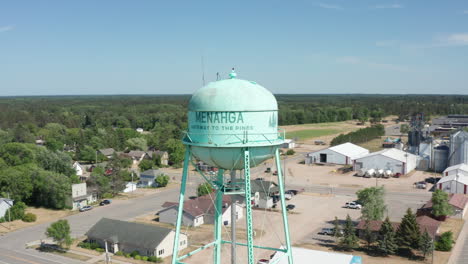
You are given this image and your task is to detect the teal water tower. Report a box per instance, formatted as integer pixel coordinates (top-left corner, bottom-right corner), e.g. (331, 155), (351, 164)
(171, 70), (293, 264)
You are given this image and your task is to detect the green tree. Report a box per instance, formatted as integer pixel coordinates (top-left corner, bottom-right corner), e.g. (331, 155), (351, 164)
(356, 186), (386, 221)
(197, 183), (214, 197)
(339, 214), (359, 250)
(435, 231), (453, 251)
(396, 208), (421, 250)
(78, 145), (98, 163)
(400, 124), (409, 134)
(165, 139), (185, 166)
(0, 166), (34, 202)
(419, 231), (433, 259)
(155, 174), (169, 187)
(332, 216), (342, 242)
(0, 143), (35, 166)
(431, 189), (454, 218)
(363, 220), (376, 249)
(126, 137), (147, 151)
(4, 201), (27, 221)
(377, 217), (398, 256)
(31, 170), (72, 209)
(139, 159), (154, 171)
(46, 219), (72, 248)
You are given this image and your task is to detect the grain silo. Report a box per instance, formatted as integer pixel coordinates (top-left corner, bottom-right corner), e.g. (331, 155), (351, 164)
(449, 130), (468, 166)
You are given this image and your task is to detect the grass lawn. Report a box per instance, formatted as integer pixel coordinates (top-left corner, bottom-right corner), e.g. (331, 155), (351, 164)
(286, 129), (341, 140)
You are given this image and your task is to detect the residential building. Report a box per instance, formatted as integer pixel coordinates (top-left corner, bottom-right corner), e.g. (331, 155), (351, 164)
(0, 198), (13, 219)
(353, 148), (419, 174)
(306, 143), (369, 165)
(159, 194), (243, 227)
(124, 150), (147, 164)
(250, 180), (279, 209)
(68, 183), (97, 210)
(99, 148), (116, 159)
(419, 193), (468, 218)
(146, 150), (169, 166)
(86, 218), (187, 258)
(355, 216), (441, 239)
(139, 169), (164, 187)
(73, 161), (85, 180)
(271, 246), (362, 264)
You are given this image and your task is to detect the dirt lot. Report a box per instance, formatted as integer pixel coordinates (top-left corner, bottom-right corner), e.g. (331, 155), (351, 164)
(0, 207), (77, 235)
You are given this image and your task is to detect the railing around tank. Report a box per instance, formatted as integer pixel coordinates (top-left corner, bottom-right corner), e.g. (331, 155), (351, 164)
(182, 129), (286, 146)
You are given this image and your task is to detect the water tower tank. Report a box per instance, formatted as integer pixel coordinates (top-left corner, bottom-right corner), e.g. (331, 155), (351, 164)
(184, 72), (283, 170)
(434, 145), (449, 173)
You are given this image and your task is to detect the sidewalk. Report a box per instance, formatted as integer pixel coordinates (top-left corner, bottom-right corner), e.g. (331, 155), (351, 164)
(447, 213), (468, 264)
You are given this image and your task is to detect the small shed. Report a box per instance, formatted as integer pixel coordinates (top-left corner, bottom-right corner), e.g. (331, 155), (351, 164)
(307, 142), (369, 165)
(353, 148), (419, 174)
(281, 139), (295, 149)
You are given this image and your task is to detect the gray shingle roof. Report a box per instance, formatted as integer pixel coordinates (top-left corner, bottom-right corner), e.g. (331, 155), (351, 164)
(85, 218), (172, 249)
(99, 148), (116, 156)
(250, 180), (279, 195)
(140, 169), (163, 178)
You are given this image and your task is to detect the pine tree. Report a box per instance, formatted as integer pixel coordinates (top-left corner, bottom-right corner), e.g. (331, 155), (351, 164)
(339, 214), (359, 250)
(396, 208), (421, 250)
(332, 216), (342, 242)
(378, 217), (397, 256)
(419, 231), (433, 259)
(363, 220), (375, 249)
(431, 189), (454, 218)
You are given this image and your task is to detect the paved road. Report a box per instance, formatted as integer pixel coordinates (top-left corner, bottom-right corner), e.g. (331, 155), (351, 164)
(0, 186), (196, 264)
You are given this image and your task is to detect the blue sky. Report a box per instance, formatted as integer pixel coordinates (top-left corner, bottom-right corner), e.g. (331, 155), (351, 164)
(1, 0), (467, 95)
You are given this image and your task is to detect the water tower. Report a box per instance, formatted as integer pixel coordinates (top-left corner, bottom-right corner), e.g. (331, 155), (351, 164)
(171, 70), (293, 264)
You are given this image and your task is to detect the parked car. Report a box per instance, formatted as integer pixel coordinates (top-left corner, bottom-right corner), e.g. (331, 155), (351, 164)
(79, 205), (93, 212)
(286, 204), (295, 210)
(257, 259), (270, 264)
(425, 177), (440, 184)
(255, 177), (265, 181)
(318, 228), (334, 235)
(273, 171), (278, 176)
(415, 181), (427, 189)
(286, 190), (299, 195)
(284, 193), (293, 200)
(264, 167), (271, 173)
(344, 202), (362, 209)
(99, 199), (112, 206)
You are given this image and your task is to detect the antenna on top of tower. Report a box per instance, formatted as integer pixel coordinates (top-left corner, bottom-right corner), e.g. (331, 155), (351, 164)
(216, 72), (220, 81)
(201, 55), (206, 86)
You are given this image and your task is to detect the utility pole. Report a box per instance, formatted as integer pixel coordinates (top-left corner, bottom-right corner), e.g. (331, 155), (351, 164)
(95, 150), (98, 164)
(230, 170), (237, 264)
(131, 171), (134, 193)
(7, 192), (11, 230)
(105, 240), (109, 264)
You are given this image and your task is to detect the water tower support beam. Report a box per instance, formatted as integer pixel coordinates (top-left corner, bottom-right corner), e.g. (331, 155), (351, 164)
(214, 168), (225, 264)
(275, 148), (293, 264)
(243, 149), (255, 264)
(171, 147), (192, 264)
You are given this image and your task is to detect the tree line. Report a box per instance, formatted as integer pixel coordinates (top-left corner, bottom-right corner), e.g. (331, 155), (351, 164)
(330, 124), (385, 146)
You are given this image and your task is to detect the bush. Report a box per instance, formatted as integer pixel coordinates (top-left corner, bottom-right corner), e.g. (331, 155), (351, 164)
(130, 250), (140, 257)
(96, 248), (104, 253)
(148, 256), (159, 262)
(102, 193), (113, 199)
(286, 149), (295, 155)
(142, 256), (148, 261)
(90, 242), (100, 250)
(125, 253), (131, 258)
(156, 174), (170, 187)
(435, 231), (453, 251)
(22, 213), (37, 222)
(134, 255), (141, 260)
(115, 251), (124, 256)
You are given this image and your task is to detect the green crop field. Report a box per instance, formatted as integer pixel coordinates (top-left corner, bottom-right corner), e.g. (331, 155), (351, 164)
(286, 129), (341, 140)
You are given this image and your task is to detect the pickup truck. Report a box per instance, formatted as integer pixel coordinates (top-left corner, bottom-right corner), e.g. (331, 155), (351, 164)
(344, 202), (362, 209)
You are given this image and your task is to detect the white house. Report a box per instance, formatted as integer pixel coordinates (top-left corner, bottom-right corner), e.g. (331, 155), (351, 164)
(437, 174), (468, 194)
(123, 182), (137, 193)
(0, 198), (13, 219)
(136, 128), (144, 133)
(159, 195), (243, 227)
(72, 161), (84, 177)
(86, 218), (187, 258)
(353, 148), (419, 175)
(69, 183), (96, 210)
(250, 180), (279, 209)
(281, 139), (296, 149)
(442, 163), (468, 177)
(271, 246), (362, 264)
(139, 169), (164, 187)
(307, 142), (369, 165)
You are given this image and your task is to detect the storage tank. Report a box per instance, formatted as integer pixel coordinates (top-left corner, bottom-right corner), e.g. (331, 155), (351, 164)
(449, 130), (468, 166)
(434, 145), (449, 173)
(185, 71), (283, 170)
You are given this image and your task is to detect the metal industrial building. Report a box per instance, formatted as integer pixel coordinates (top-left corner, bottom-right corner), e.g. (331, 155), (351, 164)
(437, 175), (468, 194)
(449, 130), (468, 166)
(306, 142), (369, 165)
(353, 148), (419, 175)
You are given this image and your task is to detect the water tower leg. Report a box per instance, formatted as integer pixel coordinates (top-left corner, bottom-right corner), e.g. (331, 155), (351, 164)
(171, 147), (192, 264)
(230, 170), (237, 264)
(214, 168), (225, 264)
(275, 148), (293, 264)
(243, 149), (255, 264)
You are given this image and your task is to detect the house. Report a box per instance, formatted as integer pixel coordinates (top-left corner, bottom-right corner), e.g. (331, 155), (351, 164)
(69, 183), (97, 210)
(307, 143), (369, 165)
(281, 139), (296, 149)
(419, 193), (468, 218)
(353, 148), (419, 175)
(73, 161), (85, 179)
(250, 180), (279, 209)
(437, 174), (468, 194)
(123, 182), (137, 193)
(35, 139), (46, 146)
(124, 151), (147, 164)
(99, 148), (116, 159)
(86, 218), (187, 258)
(136, 128), (144, 133)
(159, 194), (243, 227)
(355, 216), (441, 239)
(0, 198), (13, 219)
(270, 246), (362, 264)
(139, 169), (164, 187)
(146, 150), (169, 166)
(442, 163), (468, 177)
